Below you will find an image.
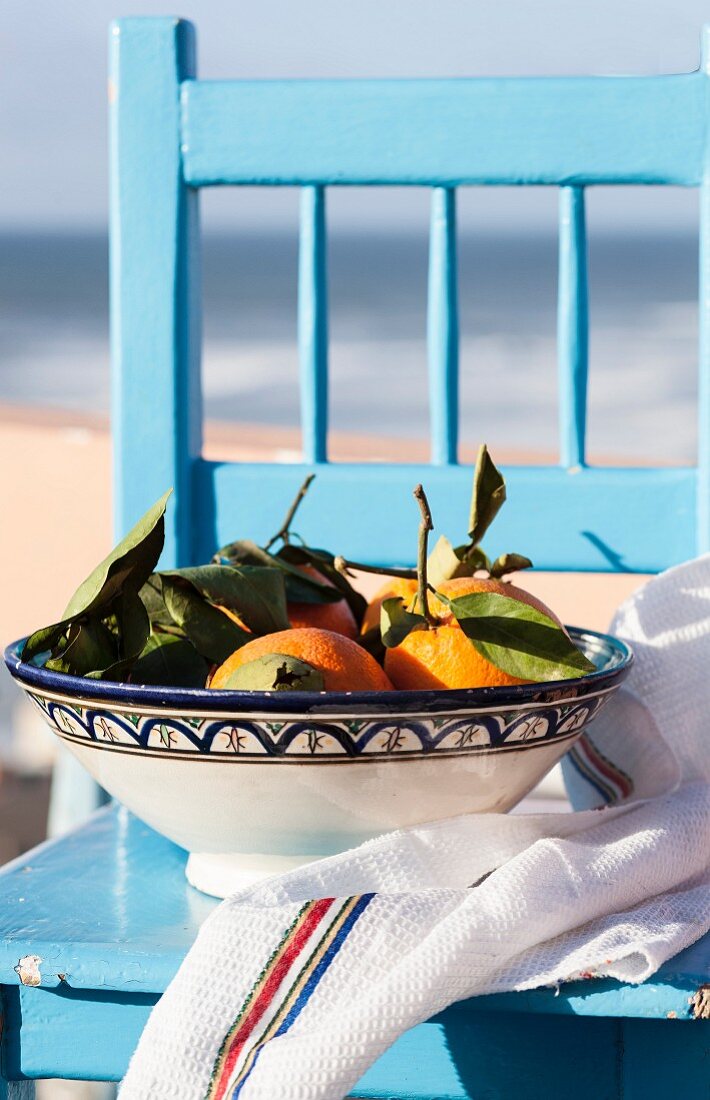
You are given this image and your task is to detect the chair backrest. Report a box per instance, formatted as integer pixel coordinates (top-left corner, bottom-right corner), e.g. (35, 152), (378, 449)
(109, 16), (710, 574)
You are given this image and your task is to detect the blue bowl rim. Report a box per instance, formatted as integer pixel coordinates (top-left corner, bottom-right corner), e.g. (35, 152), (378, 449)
(4, 628), (633, 715)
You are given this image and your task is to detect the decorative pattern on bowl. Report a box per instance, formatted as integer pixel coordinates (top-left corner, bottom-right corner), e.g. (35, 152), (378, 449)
(5, 627), (632, 897)
(27, 689), (610, 760)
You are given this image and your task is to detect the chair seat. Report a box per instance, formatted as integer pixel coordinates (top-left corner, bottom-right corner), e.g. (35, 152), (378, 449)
(0, 804), (707, 1095)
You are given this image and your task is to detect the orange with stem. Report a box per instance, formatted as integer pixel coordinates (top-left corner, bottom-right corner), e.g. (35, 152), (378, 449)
(383, 487), (568, 691)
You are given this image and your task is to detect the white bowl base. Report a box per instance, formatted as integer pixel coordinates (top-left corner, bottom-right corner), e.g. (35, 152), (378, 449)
(185, 850), (325, 898)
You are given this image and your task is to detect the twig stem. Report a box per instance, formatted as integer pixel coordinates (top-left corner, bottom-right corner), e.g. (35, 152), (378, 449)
(334, 556), (417, 580)
(413, 484), (436, 626)
(264, 474), (316, 550)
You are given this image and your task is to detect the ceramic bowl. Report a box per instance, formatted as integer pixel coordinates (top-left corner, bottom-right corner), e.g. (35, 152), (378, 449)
(5, 627), (632, 897)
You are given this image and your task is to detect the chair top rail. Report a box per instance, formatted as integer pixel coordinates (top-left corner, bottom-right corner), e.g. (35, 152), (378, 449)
(195, 462), (698, 574)
(182, 72), (705, 187)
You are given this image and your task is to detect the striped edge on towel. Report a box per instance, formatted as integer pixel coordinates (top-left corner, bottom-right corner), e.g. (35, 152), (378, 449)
(206, 894), (374, 1100)
(567, 734), (634, 804)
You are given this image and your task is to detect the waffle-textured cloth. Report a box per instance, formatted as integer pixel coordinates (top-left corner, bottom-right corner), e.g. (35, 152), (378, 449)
(120, 557), (710, 1100)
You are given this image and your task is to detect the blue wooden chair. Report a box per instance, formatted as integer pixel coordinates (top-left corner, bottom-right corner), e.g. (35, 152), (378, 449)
(0, 16), (708, 1096)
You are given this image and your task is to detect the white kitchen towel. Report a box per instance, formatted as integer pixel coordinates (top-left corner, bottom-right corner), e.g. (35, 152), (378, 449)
(120, 556), (710, 1100)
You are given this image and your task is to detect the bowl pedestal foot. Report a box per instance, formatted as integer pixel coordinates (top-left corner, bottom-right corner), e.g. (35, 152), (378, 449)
(185, 850), (326, 898)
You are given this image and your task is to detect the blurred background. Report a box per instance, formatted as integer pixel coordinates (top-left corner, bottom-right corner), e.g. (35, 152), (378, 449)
(2, 0), (704, 464)
(0, 3), (706, 1092)
(2, 4), (706, 798)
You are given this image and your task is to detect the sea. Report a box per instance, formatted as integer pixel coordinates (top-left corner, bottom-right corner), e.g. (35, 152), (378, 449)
(0, 229), (700, 463)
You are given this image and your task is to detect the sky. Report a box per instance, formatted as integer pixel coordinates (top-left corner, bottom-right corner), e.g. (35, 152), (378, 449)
(1, 1), (708, 233)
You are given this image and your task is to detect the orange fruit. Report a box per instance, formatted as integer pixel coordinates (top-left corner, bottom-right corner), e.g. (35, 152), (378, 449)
(287, 564), (359, 639)
(361, 577), (418, 634)
(210, 627), (393, 692)
(220, 563), (358, 640)
(383, 576), (564, 691)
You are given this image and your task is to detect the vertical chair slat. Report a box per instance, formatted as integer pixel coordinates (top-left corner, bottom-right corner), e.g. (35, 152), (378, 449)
(110, 17), (201, 566)
(427, 187), (459, 465)
(63, 15), (202, 830)
(298, 185), (329, 464)
(557, 185), (589, 468)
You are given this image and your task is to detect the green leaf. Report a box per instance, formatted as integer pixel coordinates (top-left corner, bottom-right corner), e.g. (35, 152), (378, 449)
(160, 576), (250, 665)
(489, 553), (534, 580)
(162, 564), (290, 634)
(468, 445), (506, 545)
(277, 544), (368, 623)
(139, 575), (182, 634)
(427, 536), (498, 587)
(23, 491), (171, 674)
(95, 589), (152, 681)
(23, 593), (152, 672)
(447, 590), (596, 681)
(218, 653), (325, 692)
(380, 597), (427, 649)
(131, 632), (209, 688)
(42, 590), (151, 682)
(212, 538), (271, 568)
(22, 621), (69, 664)
(63, 491), (170, 619)
(212, 540), (341, 604)
(427, 535), (466, 587)
(458, 544), (492, 574)
(117, 588), (151, 659)
(45, 619), (117, 676)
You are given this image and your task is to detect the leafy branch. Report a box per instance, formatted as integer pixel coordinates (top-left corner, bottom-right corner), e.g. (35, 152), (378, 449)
(427, 445), (533, 588)
(379, 482), (596, 683)
(22, 475), (367, 685)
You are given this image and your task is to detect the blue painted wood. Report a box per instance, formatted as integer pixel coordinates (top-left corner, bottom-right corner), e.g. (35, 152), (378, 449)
(3, 982), (708, 1096)
(182, 74), (706, 187)
(2, 984), (624, 1094)
(108, 16), (710, 582)
(0, 808), (215, 993)
(54, 13), (203, 836)
(0, 807), (706, 1016)
(1, 985), (153, 1082)
(0, 809), (707, 1091)
(195, 460), (697, 573)
(298, 185), (329, 463)
(110, 17), (201, 567)
(351, 1013), (622, 1099)
(619, 1017), (710, 1099)
(427, 188), (459, 464)
(558, 185), (589, 468)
